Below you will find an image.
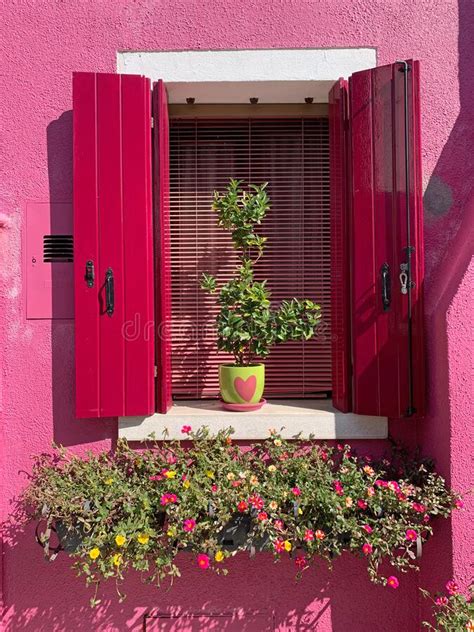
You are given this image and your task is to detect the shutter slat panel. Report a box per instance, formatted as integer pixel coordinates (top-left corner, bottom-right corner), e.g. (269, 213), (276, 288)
(97, 74), (126, 415)
(169, 118), (331, 399)
(73, 73), (100, 417)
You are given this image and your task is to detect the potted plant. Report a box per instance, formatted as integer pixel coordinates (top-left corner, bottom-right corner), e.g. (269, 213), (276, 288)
(201, 179), (322, 409)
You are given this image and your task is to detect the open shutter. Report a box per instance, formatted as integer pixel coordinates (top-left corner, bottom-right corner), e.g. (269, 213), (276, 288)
(348, 60), (424, 418)
(329, 79), (352, 413)
(73, 73), (154, 418)
(153, 80), (173, 413)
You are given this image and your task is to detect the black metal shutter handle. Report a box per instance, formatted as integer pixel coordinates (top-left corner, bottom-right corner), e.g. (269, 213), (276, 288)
(381, 263), (391, 311)
(105, 268), (114, 316)
(85, 260), (95, 287)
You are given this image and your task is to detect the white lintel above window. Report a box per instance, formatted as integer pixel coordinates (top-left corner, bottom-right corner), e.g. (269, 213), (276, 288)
(119, 400), (387, 441)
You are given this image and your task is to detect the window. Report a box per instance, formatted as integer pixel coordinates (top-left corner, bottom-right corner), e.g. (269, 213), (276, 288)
(73, 61), (425, 423)
(169, 117), (331, 399)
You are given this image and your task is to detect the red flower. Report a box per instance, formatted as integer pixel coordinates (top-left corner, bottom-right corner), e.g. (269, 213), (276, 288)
(211, 484), (218, 493)
(181, 425), (192, 434)
(237, 501), (248, 513)
(183, 519), (196, 532)
(362, 524), (373, 534)
(357, 499), (368, 510)
(231, 480), (242, 488)
(315, 530), (326, 541)
(274, 539), (285, 553)
(197, 553), (210, 569)
(362, 543), (373, 555)
(257, 511), (268, 521)
(295, 555), (307, 569)
(304, 529), (314, 542)
(412, 502), (426, 513)
(291, 487), (302, 497)
(249, 494), (264, 510)
(387, 576), (399, 589)
(405, 529), (418, 541)
(397, 493), (407, 502)
(446, 580), (459, 595)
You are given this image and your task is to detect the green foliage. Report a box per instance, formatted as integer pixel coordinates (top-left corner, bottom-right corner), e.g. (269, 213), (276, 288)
(24, 430), (461, 604)
(421, 584), (474, 631)
(201, 179), (321, 365)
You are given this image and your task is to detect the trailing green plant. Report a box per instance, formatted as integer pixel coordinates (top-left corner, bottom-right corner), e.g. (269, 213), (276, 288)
(421, 582), (473, 631)
(23, 427), (461, 606)
(201, 179), (321, 365)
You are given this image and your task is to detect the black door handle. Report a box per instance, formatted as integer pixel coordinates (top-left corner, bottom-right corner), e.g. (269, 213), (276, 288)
(381, 263), (391, 311)
(105, 268), (114, 316)
(85, 260), (94, 287)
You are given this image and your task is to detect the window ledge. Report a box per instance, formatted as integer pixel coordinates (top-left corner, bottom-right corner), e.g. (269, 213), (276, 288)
(118, 399), (387, 441)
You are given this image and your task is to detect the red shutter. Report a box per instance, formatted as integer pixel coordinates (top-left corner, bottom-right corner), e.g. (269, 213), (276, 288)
(349, 60), (424, 417)
(329, 80), (352, 412)
(153, 81), (173, 413)
(73, 72), (154, 418)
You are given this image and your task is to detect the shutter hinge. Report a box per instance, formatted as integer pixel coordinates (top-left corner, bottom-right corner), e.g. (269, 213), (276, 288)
(151, 116), (154, 129)
(154, 365), (158, 378)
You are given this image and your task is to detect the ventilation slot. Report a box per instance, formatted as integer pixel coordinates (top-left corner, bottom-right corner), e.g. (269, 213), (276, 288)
(43, 235), (74, 262)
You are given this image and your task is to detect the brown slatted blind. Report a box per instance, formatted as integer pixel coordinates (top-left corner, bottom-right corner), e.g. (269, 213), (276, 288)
(169, 117), (331, 399)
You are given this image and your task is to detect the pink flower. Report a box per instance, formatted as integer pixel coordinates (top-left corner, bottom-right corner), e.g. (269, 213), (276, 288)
(320, 450), (328, 462)
(304, 529), (314, 542)
(362, 524), (373, 534)
(455, 499), (464, 510)
(249, 494), (264, 510)
(274, 539), (286, 553)
(292, 487), (302, 497)
(160, 493), (178, 505)
(446, 580), (459, 595)
(183, 519), (196, 532)
(257, 511), (268, 521)
(397, 493), (407, 502)
(333, 481), (344, 496)
(375, 480), (388, 488)
(435, 597), (449, 606)
(295, 555), (307, 569)
(237, 501), (248, 513)
(412, 502), (426, 513)
(423, 514), (430, 523)
(274, 519), (284, 531)
(387, 576), (399, 589)
(231, 480), (242, 488)
(211, 484), (218, 493)
(149, 474), (162, 481)
(388, 481), (400, 493)
(197, 553), (210, 569)
(337, 443), (344, 451)
(405, 529), (418, 541)
(181, 425), (192, 434)
(367, 486), (376, 497)
(357, 499), (368, 510)
(362, 543), (373, 555)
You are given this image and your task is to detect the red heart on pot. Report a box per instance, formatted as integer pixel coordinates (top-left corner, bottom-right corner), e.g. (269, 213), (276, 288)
(234, 375), (257, 402)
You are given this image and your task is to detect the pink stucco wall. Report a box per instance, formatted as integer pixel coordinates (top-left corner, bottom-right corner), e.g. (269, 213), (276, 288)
(1, 1), (472, 630)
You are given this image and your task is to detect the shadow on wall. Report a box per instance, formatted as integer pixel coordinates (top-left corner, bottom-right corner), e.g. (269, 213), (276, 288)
(416, 0), (474, 617)
(47, 110), (115, 447)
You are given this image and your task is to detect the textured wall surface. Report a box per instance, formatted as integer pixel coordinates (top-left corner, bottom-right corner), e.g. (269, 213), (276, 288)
(1, 1), (472, 630)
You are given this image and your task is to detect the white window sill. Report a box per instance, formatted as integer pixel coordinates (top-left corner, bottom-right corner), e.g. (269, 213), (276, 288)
(118, 399), (387, 441)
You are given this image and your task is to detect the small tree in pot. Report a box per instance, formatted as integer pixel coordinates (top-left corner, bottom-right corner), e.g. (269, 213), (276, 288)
(201, 179), (321, 408)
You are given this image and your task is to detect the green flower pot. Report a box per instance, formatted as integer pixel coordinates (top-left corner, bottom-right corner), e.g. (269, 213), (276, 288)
(219, 364), (265, 404)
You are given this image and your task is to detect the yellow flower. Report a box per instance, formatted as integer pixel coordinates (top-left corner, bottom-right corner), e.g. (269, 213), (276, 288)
(298, 507), (303, 515)
(105, 478), (113, 485)
(89, 547), (101, 560)
(226, 472), (235, 481)
(274, 439), (282, 447)
(112, 553), (122, 567)
(215, 551), (225, 562)
(268, 465), (277, 473)
(167, 527), (176, 537)
(183, 479), (191, 489)
(206, 471), (215, 479)
(137, 533), (149, 545)
(363, 465), (375, 476)
(250, 475), (259, 486)
(345, 497), (353, 508)
(284, 540), (292, 552)
(115, 534), (126, 547)
(164, 470), (176, 479)
(269, 501), (278, 511)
